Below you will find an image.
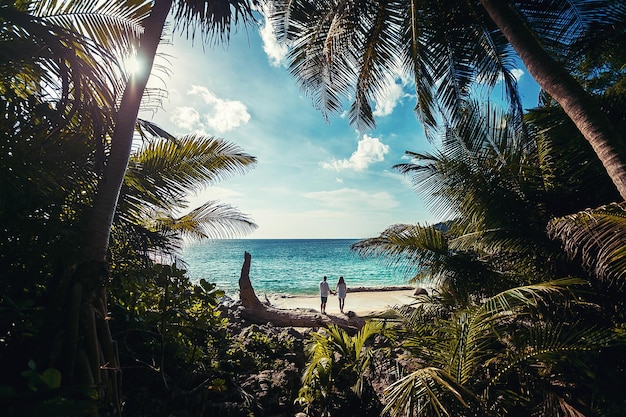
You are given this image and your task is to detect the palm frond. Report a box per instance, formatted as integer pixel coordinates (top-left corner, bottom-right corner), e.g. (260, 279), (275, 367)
(123, 134), (256, 217)
(548, 202), (626, 286)
(383, 367), (475, 417)
(135, 118), (177, 141)
(157, 200), (257, 239)
(351, 223), (448, 274)
(171, 0), (258, 45)
(487, 321), (624, 390)
(1, 1), (123, 132)
(516, 0), (626, 64)
(272, 0), (524, 133)
(32, 0), (150, 56)
(480, 278), (586, 318)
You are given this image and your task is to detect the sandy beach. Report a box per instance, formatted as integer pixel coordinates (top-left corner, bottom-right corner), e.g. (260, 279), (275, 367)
(266, 287), (418, 317)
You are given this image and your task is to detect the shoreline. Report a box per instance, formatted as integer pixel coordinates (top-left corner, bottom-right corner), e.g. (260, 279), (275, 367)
(265, 287), (419, 316)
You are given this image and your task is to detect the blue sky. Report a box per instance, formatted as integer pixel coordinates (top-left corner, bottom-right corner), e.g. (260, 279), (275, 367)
(144, 13), (540, 239)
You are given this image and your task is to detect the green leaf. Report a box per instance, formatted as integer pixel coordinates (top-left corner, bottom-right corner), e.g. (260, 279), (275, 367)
(41, 368), (62, 389)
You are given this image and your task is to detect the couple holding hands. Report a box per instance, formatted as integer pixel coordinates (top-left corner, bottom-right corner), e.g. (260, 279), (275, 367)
(319, 275), (347, 314)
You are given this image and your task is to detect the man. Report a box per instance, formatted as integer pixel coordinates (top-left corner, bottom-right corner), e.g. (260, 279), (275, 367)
(319, 276), (332, 314)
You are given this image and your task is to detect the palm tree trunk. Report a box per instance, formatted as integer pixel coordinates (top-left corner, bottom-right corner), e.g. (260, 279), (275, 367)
(480, 0), (626, 201)
(83, 0), (173, 262)
(44, 1), (173, 414)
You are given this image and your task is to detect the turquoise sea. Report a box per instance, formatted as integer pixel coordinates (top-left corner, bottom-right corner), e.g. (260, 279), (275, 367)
(180, 239), (417, 296)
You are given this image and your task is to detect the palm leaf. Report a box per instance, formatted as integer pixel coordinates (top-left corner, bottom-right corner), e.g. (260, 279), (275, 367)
(155, 200), (257, 239)
(32, 0), (150, 56)
(271, 0), (523, 133)
(350, 223), (447, 279)
(487, 321), (624, 393)
(383, 366), (475, 417)
(170, 0), (258, 45)
(548, 202), (626, 286)
(122, 134), (256, 220)
(1, 1), (123, 132)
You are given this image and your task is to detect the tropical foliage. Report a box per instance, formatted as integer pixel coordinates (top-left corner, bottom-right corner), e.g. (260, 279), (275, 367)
(1, 1), (262, 415)
(3, 0), (626, 415)
(352, 100), (613, 295)
(297, 321), (394, 417)
(269, 0), (626, 198)
(337, 102), (626, 415)
(384, 280), (624, 417)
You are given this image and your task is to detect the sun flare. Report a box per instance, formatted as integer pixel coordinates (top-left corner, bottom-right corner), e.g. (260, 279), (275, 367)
(123, 53), (143, 77)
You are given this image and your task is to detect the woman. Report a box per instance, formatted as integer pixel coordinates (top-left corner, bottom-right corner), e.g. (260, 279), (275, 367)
(335, 276), (347, 313)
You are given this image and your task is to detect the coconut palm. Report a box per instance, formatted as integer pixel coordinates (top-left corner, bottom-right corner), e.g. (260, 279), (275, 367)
(72, 3), (258, 407)
(84, 0), (259, 263)
(384, 280), (624, 417)
(1, 5), (146, 408)
(352, 102), (597, 299)
(7, 0), (258, 411)
(269, 0), (626, 199)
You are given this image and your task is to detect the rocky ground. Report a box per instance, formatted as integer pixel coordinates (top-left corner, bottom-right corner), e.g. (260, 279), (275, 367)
(214, 296), (410, 417)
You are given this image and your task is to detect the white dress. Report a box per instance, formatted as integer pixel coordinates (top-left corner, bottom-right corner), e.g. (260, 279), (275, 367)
(336, 282), (347, 299)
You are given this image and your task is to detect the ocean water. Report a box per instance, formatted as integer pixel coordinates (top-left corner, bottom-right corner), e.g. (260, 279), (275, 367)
(179, 239), (417, 296)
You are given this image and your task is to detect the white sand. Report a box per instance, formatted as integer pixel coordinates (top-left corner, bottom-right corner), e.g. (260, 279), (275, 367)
(267, 289), (417, 316)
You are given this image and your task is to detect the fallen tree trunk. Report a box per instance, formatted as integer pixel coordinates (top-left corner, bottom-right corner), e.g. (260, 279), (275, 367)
(238, 251), (365, 333)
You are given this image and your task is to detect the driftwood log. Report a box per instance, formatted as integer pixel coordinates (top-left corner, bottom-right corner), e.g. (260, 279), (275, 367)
(238, 251), (365, 333)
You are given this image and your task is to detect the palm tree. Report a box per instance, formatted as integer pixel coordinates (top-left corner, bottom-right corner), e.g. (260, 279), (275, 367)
(1, 4), (146, 411)
(74, 4), (258, 407)
(352, 102), (597, 298)
(83, 0), (258, 262)
(383, 280), (623, 417)
(12, 0), (257, 411)
(2, 0), (259, 413)
(269, 0), (626, 199)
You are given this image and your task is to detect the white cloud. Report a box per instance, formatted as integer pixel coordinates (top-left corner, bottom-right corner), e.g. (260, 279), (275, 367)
(373, 82), (404, 117)
(304, 188), (398, 210)
(257, 5), (289, 67)
(188, 85), (251, 133)
(511, 68), (524, 81)
(489, 68), (525, 84)
(321, 134), (390, 172)
(170, 106), (200, 130)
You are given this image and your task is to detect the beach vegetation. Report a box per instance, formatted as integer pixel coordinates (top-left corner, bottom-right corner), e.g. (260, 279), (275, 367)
(0, 4), (258, 414)
(345, 96), (626, 415)
(331, 5), (626, 412)
(384, 279), (625, 416)
(297, 321), (394, 417)
(333, 98), (623, 416)
(2, 0), (626, 415)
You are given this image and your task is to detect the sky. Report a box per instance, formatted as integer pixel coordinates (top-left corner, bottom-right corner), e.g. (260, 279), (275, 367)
(142, 12), (541, 239)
